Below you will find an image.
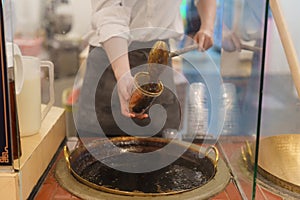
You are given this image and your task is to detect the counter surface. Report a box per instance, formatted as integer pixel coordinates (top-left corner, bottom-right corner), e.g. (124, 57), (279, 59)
(32, 138), (283, 200)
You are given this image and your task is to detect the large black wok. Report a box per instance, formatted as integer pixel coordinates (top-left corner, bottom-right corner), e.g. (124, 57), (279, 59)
(63, 137), (224, 196)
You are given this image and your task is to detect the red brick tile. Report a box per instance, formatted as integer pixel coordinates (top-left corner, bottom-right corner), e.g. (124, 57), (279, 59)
(238, 179), (256, 199)
(212, 191), (229, 200)
(225, 182), (242, 200)
(70, 195), (82, 199)
(261, 188), (283, 200)
(44, 172), (57, 185)
(254, 186), (267, 200)
(35, 183), (58, 200)
(55, 184), (71, 197)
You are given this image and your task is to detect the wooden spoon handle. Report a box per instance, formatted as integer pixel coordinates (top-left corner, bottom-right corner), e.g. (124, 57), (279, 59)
(270, 0), (300, 99)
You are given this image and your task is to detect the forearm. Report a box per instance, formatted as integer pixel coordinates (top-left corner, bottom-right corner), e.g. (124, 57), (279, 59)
(102, 37), (138, 118)
(102, 37), (131, 80)
(196, 0), (216, 34)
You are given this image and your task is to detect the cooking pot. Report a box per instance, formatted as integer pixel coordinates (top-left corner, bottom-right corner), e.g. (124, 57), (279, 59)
(63, 136), (227, 196)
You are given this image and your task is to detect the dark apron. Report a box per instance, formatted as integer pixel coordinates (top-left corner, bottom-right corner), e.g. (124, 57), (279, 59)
(76, 41), (181, 137)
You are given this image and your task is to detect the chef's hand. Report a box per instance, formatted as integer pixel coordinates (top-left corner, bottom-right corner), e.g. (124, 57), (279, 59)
(116, 73), (148, 119)
(116, 73), (135, 118)
(222, 27), (241, 52)
(193, 29), (214, 51)
(194, 0), (216, 51)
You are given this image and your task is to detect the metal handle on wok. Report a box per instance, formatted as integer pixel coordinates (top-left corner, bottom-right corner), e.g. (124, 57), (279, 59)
(64, 145), (71, 170)
(205, 145), (219, 168)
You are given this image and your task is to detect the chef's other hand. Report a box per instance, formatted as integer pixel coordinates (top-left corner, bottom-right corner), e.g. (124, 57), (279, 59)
(193, 29), (214, 51)
(117, 73), (148, 119)
(222, 30), (241, 52)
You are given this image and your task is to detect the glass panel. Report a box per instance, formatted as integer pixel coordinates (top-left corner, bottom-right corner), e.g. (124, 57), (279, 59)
(220, 0), (269, 199)
(258, 0), (300, 199)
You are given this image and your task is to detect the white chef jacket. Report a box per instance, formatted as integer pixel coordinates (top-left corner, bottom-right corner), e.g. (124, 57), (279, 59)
(87, 0), (186, 47)
(239, 0), (265, 41)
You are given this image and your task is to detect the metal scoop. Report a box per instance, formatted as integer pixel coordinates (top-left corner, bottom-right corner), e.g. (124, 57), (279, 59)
(147, 41), (200, 82)
(169, 43), (199, 57)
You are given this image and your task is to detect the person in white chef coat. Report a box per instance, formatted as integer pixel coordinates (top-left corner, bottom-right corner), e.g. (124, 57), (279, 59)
(76, 0), (217, 137)
(222, 0), (267, 135)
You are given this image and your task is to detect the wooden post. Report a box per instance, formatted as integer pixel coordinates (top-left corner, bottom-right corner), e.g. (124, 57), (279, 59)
(270, 0), (300, 99)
